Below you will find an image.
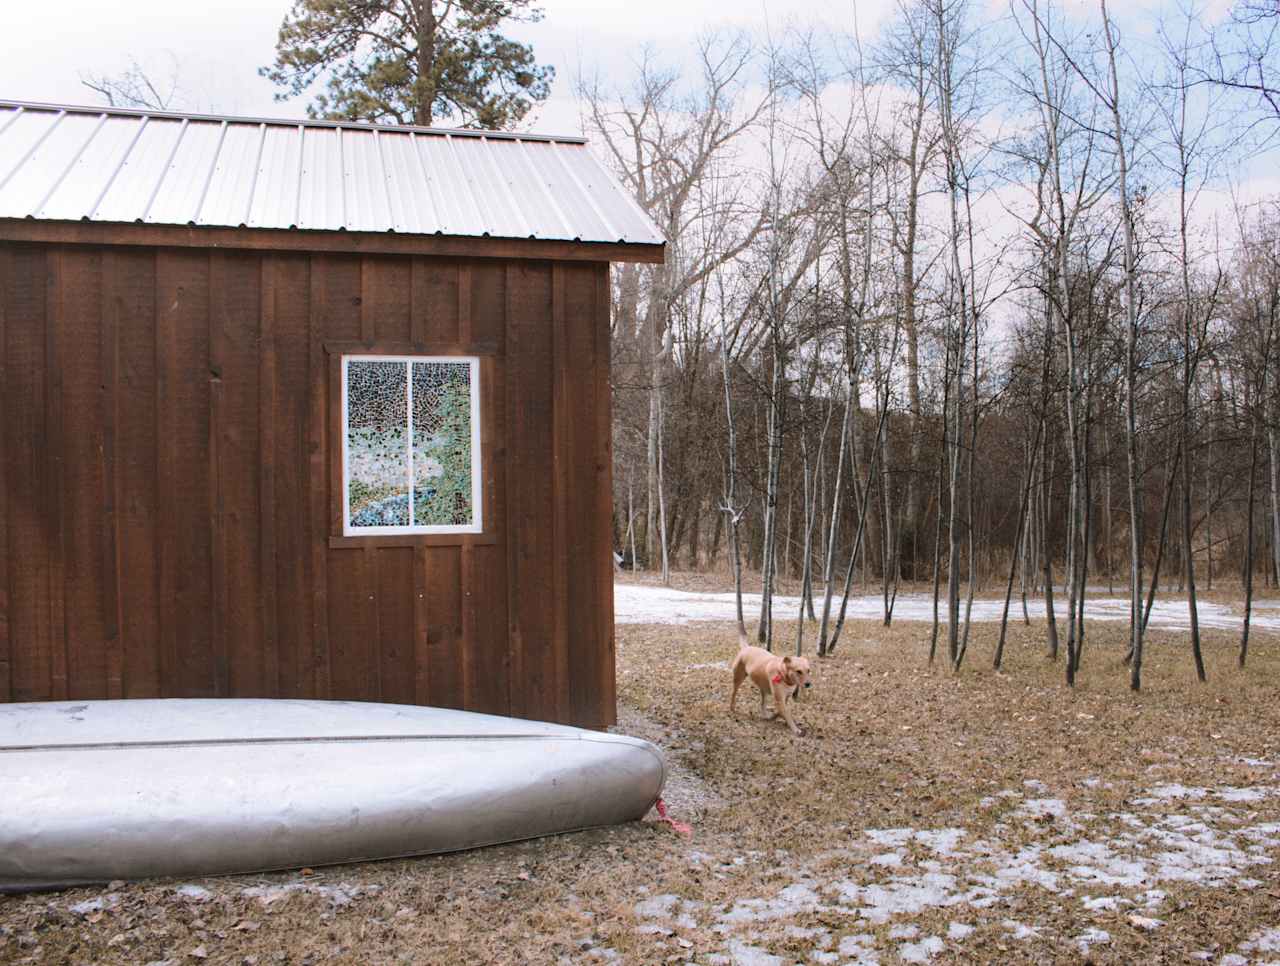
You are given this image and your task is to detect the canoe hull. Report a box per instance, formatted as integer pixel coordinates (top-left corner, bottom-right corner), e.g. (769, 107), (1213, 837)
(0, 700), (665, 891)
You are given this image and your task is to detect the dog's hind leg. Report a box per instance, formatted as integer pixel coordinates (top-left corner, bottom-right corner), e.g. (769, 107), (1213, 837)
(730, 654), (747, 717)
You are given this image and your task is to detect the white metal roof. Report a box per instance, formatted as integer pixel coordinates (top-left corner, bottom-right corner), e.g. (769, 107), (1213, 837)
(0, 101), (664, 248)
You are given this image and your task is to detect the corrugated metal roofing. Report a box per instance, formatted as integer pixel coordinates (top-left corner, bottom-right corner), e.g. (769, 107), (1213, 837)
(0, 100), (664, 248)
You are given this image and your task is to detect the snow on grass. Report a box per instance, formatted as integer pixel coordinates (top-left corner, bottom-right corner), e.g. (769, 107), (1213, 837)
(239, 881), (380, 907)
(687, 776), (1278, 964)
(613, 582), (1280, 632)
(899, 936), (945, 963)
(1241, 927), (1280, 953)
(1075, 927), (1112, 954)
(1002, 920), (1041, 940)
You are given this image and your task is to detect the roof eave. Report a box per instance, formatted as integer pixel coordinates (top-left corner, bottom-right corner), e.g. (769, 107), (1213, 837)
(0, 217), (667, 265)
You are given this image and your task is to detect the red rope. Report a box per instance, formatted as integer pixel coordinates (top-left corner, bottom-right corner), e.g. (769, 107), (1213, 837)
(653, 797), (692, 837)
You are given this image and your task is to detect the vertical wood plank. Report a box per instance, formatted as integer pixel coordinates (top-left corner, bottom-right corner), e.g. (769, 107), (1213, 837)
(155, 251), (177, 695)
(418, 258), (459, 343)
(425, 546), (463, 708)
(0, 247), (9, 701)
(460, 542), (475, 709)
(367, 255), (411, 343)
(118, 250), (160, 697)
(457, 264), (472, 345)
(273, 254), (312, 697)
(366, 542), (382, 699)
(410, 258), (428, 345)
(377, 546), (415, 705)
(157, 249), (213, 696)
(504, 261), (555, 722)
(207, 251), (266, 697)
(45, 249), (68, 700)
(470, 261), (505, 349)
(325, 255), (372, 699)
(208, 252), (228, 696)
(259, 255), (279, 695)
(58, 248), (109, 698)
(360, 256), (375, 342)
(594, 264), (617, 727)
(550, 263), (571, 724)
(5, 246), (50, 700)
(100, 250), (124, 698)
(413, 544), (431, 704)
(308, 255), (332, 697)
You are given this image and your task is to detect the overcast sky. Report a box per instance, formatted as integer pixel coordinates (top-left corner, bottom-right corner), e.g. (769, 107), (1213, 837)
(0, 0), (1253, 132)
(2, 0), (898, 133)
(4, 0), (1272, 229)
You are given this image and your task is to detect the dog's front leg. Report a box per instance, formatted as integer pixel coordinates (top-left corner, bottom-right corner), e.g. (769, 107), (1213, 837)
(772, 685), (803, 735)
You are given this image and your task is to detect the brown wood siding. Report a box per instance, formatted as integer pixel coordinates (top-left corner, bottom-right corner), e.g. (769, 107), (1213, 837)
(0, 242), (615, 728)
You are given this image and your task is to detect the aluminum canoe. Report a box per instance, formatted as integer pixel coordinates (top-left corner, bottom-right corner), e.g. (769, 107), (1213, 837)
(0, 699), (666, 892)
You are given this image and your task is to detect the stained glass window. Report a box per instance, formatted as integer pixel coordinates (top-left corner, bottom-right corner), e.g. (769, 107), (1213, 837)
(342, 356), (481, 534)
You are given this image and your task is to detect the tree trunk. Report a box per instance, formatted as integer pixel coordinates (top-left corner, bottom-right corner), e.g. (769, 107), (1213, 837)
(1241, 416), (1260, 667)
(414, 0), (437, 126)
(997, 418), (1043, 669)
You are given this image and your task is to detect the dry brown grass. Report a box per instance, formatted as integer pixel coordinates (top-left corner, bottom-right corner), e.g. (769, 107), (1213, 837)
(3, 592), (1279, 966)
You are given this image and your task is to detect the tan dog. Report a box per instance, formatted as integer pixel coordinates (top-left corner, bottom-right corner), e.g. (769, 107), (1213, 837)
(729, 629), (812, 735)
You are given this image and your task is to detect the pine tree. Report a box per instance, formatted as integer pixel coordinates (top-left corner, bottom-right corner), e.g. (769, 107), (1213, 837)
(261, 0), (554, 129)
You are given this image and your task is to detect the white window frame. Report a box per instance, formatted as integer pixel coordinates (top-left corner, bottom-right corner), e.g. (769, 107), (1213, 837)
(341, 354), (483, 536)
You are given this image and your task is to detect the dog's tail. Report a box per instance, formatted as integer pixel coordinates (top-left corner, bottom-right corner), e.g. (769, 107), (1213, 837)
(735, 622), (750, 651)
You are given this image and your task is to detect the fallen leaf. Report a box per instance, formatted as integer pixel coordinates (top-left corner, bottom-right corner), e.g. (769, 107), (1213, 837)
(190, 946), (208, 960)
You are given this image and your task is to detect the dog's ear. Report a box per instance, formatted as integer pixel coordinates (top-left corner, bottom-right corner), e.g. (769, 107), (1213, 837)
(782, 655), (793, 667)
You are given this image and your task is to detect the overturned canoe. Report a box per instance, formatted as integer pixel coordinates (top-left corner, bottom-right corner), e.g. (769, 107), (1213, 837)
(0, 699), (665, 892)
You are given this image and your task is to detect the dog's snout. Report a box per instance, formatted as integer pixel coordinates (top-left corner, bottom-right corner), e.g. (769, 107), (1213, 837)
(804, 682), (812, 688)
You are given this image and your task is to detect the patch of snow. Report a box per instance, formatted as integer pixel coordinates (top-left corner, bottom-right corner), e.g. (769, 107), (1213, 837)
(1242, 928), (1280, 954)
(1217, 786), (1274, 803)
(613, 582), (1280, 632)
(1002, 920), (1040, 940)
(1131, 784), (1208, 805)
(914, 828), (967, 857)
(174, 884), (211, 902)
(69, 895), (119, 915)
(809, 953), (839, 965)
(239, 881), (379, 907)
(840, 872), (966, 923)
(947, 922), (975, 940)
(635, 894), (680, 919)
(888, 924), (919, 939)
(898, 936), (945, 963)
(870, 852), (904, 867)
(1126, 914), (1163, 931)
(865, 829), (915, 847)
(835, 933), (879, 964)
(1047, 840), (1149, 887)
(1081, 895), (1129, 912)
(724, 939), (785, 966)
(785, 925), (831, 947)
(1075, 928), (1111, 953)
(720, 884), (822, 924)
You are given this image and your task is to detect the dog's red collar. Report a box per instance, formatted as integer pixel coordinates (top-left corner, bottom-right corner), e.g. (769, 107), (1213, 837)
(772, 672), (791, 685)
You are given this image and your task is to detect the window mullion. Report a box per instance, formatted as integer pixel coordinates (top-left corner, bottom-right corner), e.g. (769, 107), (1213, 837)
(406, 359), (414, 529)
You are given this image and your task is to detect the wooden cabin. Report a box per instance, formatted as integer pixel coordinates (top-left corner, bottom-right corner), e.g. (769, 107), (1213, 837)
(0, 100), (663, 729)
